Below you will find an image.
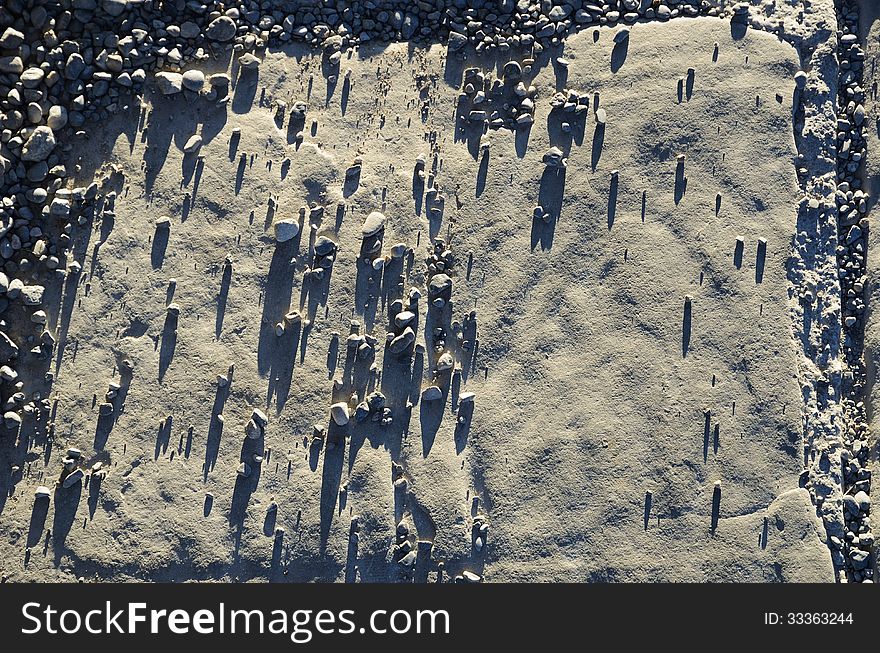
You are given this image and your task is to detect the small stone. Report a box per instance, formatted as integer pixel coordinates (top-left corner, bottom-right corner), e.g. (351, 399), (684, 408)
(314, 236), (337, 256)
(394, 311), (415, 328)
(448, 32), (467, 51)
(21, 127), (56, 162)
(436, 352), (454, 371)
(20, 285), (45, 306)
(428, 274), (452, 298)
(183, 135), (202, 154)
(62, 469), (84, 489)
(206, 16), (238, 42)
(238, 53), (261, 70)
(854, 491), (871, 512)
(331, 402), (350, 426)
(422, 386), (442, 401)
(361, 211), (386, 237)
(155, 71), (183, 95)
(274, 219), (300, 242)
(389, 327), (416, 354)
(182, 69), (206, 92)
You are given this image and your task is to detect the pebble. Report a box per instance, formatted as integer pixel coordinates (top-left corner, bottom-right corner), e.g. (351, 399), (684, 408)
(206, 16), (238, 42)
(182, 70), (206, 93)
(361, 211), (387, 238)
(331, 402), (350, 426)
(274, 219), (300, 242)
(183, 135), (202, 154)
(21, 127), (56, 162)
(155, 71), (183, 95)
(422, 386), (442, 401)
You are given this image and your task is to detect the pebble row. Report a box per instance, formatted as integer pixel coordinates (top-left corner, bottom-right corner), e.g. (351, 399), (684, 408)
(831, 0), (873, 583)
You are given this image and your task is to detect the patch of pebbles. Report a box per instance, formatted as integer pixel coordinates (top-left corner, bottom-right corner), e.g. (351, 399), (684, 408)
(826, 0), (873, 583)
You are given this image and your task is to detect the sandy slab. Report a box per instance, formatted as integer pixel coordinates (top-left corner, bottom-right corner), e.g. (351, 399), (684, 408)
(0, 17), (833, 582)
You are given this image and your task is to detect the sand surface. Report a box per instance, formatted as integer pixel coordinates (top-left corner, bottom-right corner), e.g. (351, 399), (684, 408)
(0, 16), (839, 582)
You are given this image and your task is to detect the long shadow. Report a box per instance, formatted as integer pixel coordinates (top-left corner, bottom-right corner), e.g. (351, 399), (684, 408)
(287, 109), (306, 144)
(151, 225), (170, 269)
(515, 122), (532, 158)
(154, 416), (173, 460)
(703, 411), (711, 462)
(475, 148), (489, 197)
(93, 411), (114, 451)
(319, 426), (346, 552)
(682, 297), (692, 357)
(159, 308), (179, 382)
(27, 495), (50, 547)
(52, 482), (82, 566)
(341, 76), (351, 115)
(232, 67), (259, 114)
(142, 94), (198, 196)
(419, 391), (445, 458)
(734, 239), (744, 269)
(216, 259), (233, 338)
(204, 411), (226, 481)
(674, 157), (687, 204)
(454, 401), (473, 454)
(228, 130), (241, 161)
(345, 530), (359, 583)
(755, 239), (767, 284)
(258, 239), (299, 376)
(270, 532), (285, 581)
(413, 165), (425, 215)
(268, 319), (302, 413)
(229, 434), (263, 531)
(607, 173), (618, 230)
(531, 167), (565, 251)
(591, 123), (605, 171)
(611, 37), (629, 73)
(343, 164), (361, 197)
(235, 153), (247, 194)
(87, 472), (102, 519)
(354, 236), (383, 333)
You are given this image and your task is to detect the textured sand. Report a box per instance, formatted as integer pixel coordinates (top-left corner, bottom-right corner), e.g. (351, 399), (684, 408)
(0, 18), (834, 582)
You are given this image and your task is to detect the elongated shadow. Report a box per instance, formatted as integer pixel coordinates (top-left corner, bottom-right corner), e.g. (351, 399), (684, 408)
(607, 174), (618, 230)
(674, 158), (687, 204)
(258, 239), (298, 376)
(420, 396), (445, 457)
(611, 38), (629, 73)
(159, 309), (178, 382)
(232, 67), (259, 114)
(475, 148), (489, 197)
(515, 122), (532, 158)
(150, 226), (169, 269)
(591, 123), (605, 172)
(52, 482), (82, 566)
(216, 260), (232, 338)
(682, 297), (692, 357)
(319, 427), (346, 552)
(532, 167), (565, 251)
(27, 496), (50, 547)
(755, 239), (767, 283)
